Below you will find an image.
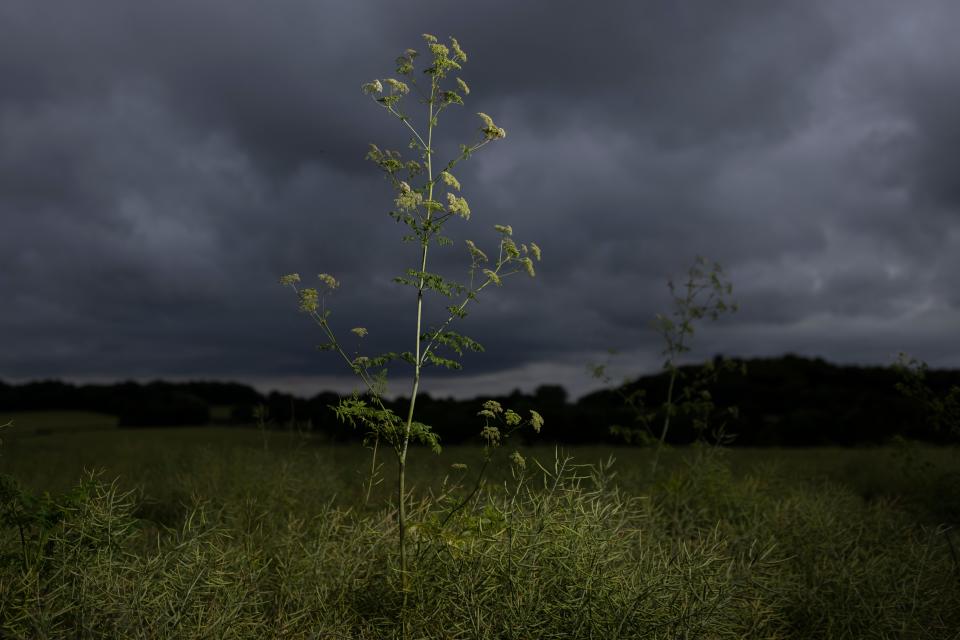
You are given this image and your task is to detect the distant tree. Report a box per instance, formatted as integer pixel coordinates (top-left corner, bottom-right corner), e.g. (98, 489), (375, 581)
(534, 384), (568, 407)
(894, 354), (960, 440)
(117, 385), (209, 427)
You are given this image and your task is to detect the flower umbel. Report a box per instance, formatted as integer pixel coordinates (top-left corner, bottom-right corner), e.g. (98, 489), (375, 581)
(318, 273), (339, 289)
(298, 288), (319, 312)
(477, 112), (506, 140)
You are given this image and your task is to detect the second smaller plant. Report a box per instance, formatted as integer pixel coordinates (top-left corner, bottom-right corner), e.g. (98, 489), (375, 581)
(594, 257), (742, 476)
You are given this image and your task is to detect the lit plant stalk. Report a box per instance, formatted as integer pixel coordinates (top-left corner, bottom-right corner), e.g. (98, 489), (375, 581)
(280, 34), (541, 623)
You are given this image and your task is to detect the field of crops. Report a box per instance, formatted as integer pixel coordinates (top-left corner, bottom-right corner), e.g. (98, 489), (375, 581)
(2, 411), (960, 638)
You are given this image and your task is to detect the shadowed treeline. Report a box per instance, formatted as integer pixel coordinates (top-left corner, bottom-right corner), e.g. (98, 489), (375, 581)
(2, 355), (958, 446)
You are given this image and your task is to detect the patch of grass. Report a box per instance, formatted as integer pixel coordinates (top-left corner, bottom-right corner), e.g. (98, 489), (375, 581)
(1, 447), (958, 638)
(0, 411), (118, 435)
(3, 417), (959, 516)
(3, 417), (959, 636)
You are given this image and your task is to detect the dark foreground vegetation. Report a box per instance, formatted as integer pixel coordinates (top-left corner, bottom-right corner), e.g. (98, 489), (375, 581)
(1, 414), (959, 639)
(3, 355), (960, 446)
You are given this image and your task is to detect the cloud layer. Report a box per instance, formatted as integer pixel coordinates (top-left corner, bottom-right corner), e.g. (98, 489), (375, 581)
(2, 0), (958, 398)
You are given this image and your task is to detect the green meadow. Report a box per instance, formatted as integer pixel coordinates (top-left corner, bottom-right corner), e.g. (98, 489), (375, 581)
(2, 410), (959, 638)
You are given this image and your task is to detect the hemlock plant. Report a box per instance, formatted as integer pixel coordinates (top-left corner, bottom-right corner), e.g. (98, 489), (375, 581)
(594, 257), (741, 475)
(280, 33), (542, 620)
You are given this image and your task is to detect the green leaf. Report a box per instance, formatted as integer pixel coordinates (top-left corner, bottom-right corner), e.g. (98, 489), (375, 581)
(446, 304), (468, 319)
(408, 420), (441, 454)
(423, 352), (462, 370)
(332, 395), (404, 444)
(395, 269), (466, 297)
(424, 330), (484, 356)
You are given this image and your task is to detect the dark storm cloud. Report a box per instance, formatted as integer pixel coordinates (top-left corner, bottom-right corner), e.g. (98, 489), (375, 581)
(1, 0), (958, 398)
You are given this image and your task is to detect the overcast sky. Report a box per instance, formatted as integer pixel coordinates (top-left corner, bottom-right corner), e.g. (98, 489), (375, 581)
(2, 0), (958, 399)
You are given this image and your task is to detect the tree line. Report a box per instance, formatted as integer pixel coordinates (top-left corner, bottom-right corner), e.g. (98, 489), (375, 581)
(1, 354), (957, 446)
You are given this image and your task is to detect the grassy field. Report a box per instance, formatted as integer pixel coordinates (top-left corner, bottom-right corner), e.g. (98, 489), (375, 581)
(2, 411), (960, 638)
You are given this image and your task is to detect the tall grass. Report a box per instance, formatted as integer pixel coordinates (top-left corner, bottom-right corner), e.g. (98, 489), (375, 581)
(2, 445), (958, 638)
